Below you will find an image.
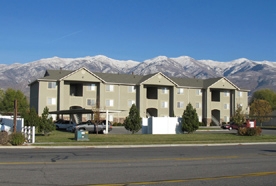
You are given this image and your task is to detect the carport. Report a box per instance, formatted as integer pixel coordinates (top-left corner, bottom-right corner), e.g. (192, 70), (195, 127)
(49, 109), (125, 134)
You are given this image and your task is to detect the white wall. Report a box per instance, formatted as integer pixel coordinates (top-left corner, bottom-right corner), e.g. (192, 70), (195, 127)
(142, 117), (182, 134)
(0, 116), (24, 134)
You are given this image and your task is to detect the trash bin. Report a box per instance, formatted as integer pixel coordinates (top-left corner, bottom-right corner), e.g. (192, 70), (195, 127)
(75, 130), (89, 141)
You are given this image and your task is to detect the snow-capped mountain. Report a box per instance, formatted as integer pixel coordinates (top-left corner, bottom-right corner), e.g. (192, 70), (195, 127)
(1, 55), (276, 97)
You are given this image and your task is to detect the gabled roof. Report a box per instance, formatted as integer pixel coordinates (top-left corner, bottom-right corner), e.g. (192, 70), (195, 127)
(33, 67), (244, 90)
(139, 72), (179, 86)
(59, 67), (106, 82)
(41, 69), (73, 80)
(204, 77), (240, 90)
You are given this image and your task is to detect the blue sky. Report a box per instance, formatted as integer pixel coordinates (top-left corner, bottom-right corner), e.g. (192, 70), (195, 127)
(1, 0), (275, 64)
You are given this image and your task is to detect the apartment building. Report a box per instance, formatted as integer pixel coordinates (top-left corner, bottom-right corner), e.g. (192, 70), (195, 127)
(29, 67), (249, 126)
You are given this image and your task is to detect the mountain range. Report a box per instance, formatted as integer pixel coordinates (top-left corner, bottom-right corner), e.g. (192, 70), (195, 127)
(1, 55), (276, 97)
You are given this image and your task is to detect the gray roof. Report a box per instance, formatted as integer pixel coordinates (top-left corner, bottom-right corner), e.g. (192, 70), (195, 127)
(93, 72), (145, 84)
(41, 69), (73, 80)
(170, 77), (204, 88)
(40, 68), (239, 89)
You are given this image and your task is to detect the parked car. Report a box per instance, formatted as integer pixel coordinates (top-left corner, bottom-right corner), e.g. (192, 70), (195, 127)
(221, 122), (246, 130)
(73, 120), (112, 133)
(55, 120), (75, 130)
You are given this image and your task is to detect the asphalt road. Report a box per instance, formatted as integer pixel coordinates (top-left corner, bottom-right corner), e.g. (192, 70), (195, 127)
(0, 144), (276, 186)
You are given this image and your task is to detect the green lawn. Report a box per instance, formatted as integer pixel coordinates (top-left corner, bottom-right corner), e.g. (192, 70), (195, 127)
(34, 130), (276, 146)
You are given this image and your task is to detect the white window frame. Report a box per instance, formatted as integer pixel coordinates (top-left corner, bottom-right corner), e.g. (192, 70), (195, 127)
(47, 97), (56, 105)
(224, 91), (230, 97)
(162, 88), (168, 94)
(177, 88), (184, 94)
(224, 116), (230, 123)
(177, 101), (184, 108)
(196, 89), (202, 95)
(48, 82), (57, 89)
(87, 83), (96, 91)
(106, 85), (114, 92)
(238, 91), (243, 97)
(105, 99), (114, 107)
(198, 115), (202, 122)
(128, 86), (136, 93)
(128, 100), (135, 107)
(87, 99), (96, 106)
(196, 102), (202, 109)
(161, 101), (168, 108)
(224, 103), (230, 109)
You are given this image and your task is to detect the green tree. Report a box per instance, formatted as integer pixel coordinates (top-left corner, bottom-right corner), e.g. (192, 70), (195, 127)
(124, 104), (142, 134)
(250, 89), (276, 110)
(231, 105), (246, 125)
(250, 99), (272, 126)
(0, 88), (29, 114)
(181, 103), (199, 133)
(38, 107), (55, 135)
(21, 107), (39, 127)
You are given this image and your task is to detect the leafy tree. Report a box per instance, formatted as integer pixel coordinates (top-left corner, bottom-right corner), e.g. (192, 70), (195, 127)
(0, 88), (29, 114)
(181, 103), (199, 133)
(38, 107), (55, 135)
(124, 104), (142, 134)
(250, 99), (272, 126)
(21, 107), (39, 127)
(250, 89), (276, 110)
(231, 105), (246, 125)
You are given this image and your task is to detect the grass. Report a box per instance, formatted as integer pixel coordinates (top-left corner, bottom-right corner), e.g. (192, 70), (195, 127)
(34, 130), (276, 146)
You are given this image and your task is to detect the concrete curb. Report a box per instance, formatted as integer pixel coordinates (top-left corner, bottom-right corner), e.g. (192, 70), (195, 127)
(1, 142), (276, 149)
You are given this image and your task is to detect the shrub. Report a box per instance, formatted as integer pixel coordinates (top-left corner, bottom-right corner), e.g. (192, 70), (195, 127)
(0, 131), (9, 145)
(238, 127), (262, 136)
(238, 127), (248, 136)
(9, 132), (25, 146)
(198, 122), (206, 126)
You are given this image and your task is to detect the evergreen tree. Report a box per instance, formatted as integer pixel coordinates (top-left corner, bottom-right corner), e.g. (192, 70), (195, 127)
(181, 103), (199, 133)
(38, 107), (55, 135)
(21, 107), (39, 127)
(124, 104), (142, 134)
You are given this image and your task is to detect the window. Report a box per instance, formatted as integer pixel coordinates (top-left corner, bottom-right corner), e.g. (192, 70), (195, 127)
(162, 88), (168, 94)
(87, 114), (91, 121)
(128, 100), (135, 107)
(128, 86), (136, 93)
(48, 82), (56, 89)
(238, 91), (243, 97)
(224, 116), (229, 123)
(198, 116), (202, 122)
(87, 99), (96, 106)
(224, 103), (230, 109)
(87, 84), (96, 91)
(237, 103), (243, 108)
(177, 102), (184, 108)
(47, 98), (56, 105)
(196, 102), (201, 108)
(224, 91), (230, 97)
(106, 85), (114, 92)
(161, 101), (168, 108)
(177, 88), (184, 94)
(196, 89), (202, 95)
(106, 99), (114, 107)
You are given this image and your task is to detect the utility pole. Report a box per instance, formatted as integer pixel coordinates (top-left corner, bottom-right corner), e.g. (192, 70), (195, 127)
(13, 99), (17, 132)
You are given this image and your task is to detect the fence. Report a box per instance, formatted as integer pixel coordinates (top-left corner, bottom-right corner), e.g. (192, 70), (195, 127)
(142, 117), (183, 134)
(22, 126), (35, 143)
(0, 115), (35, 143)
